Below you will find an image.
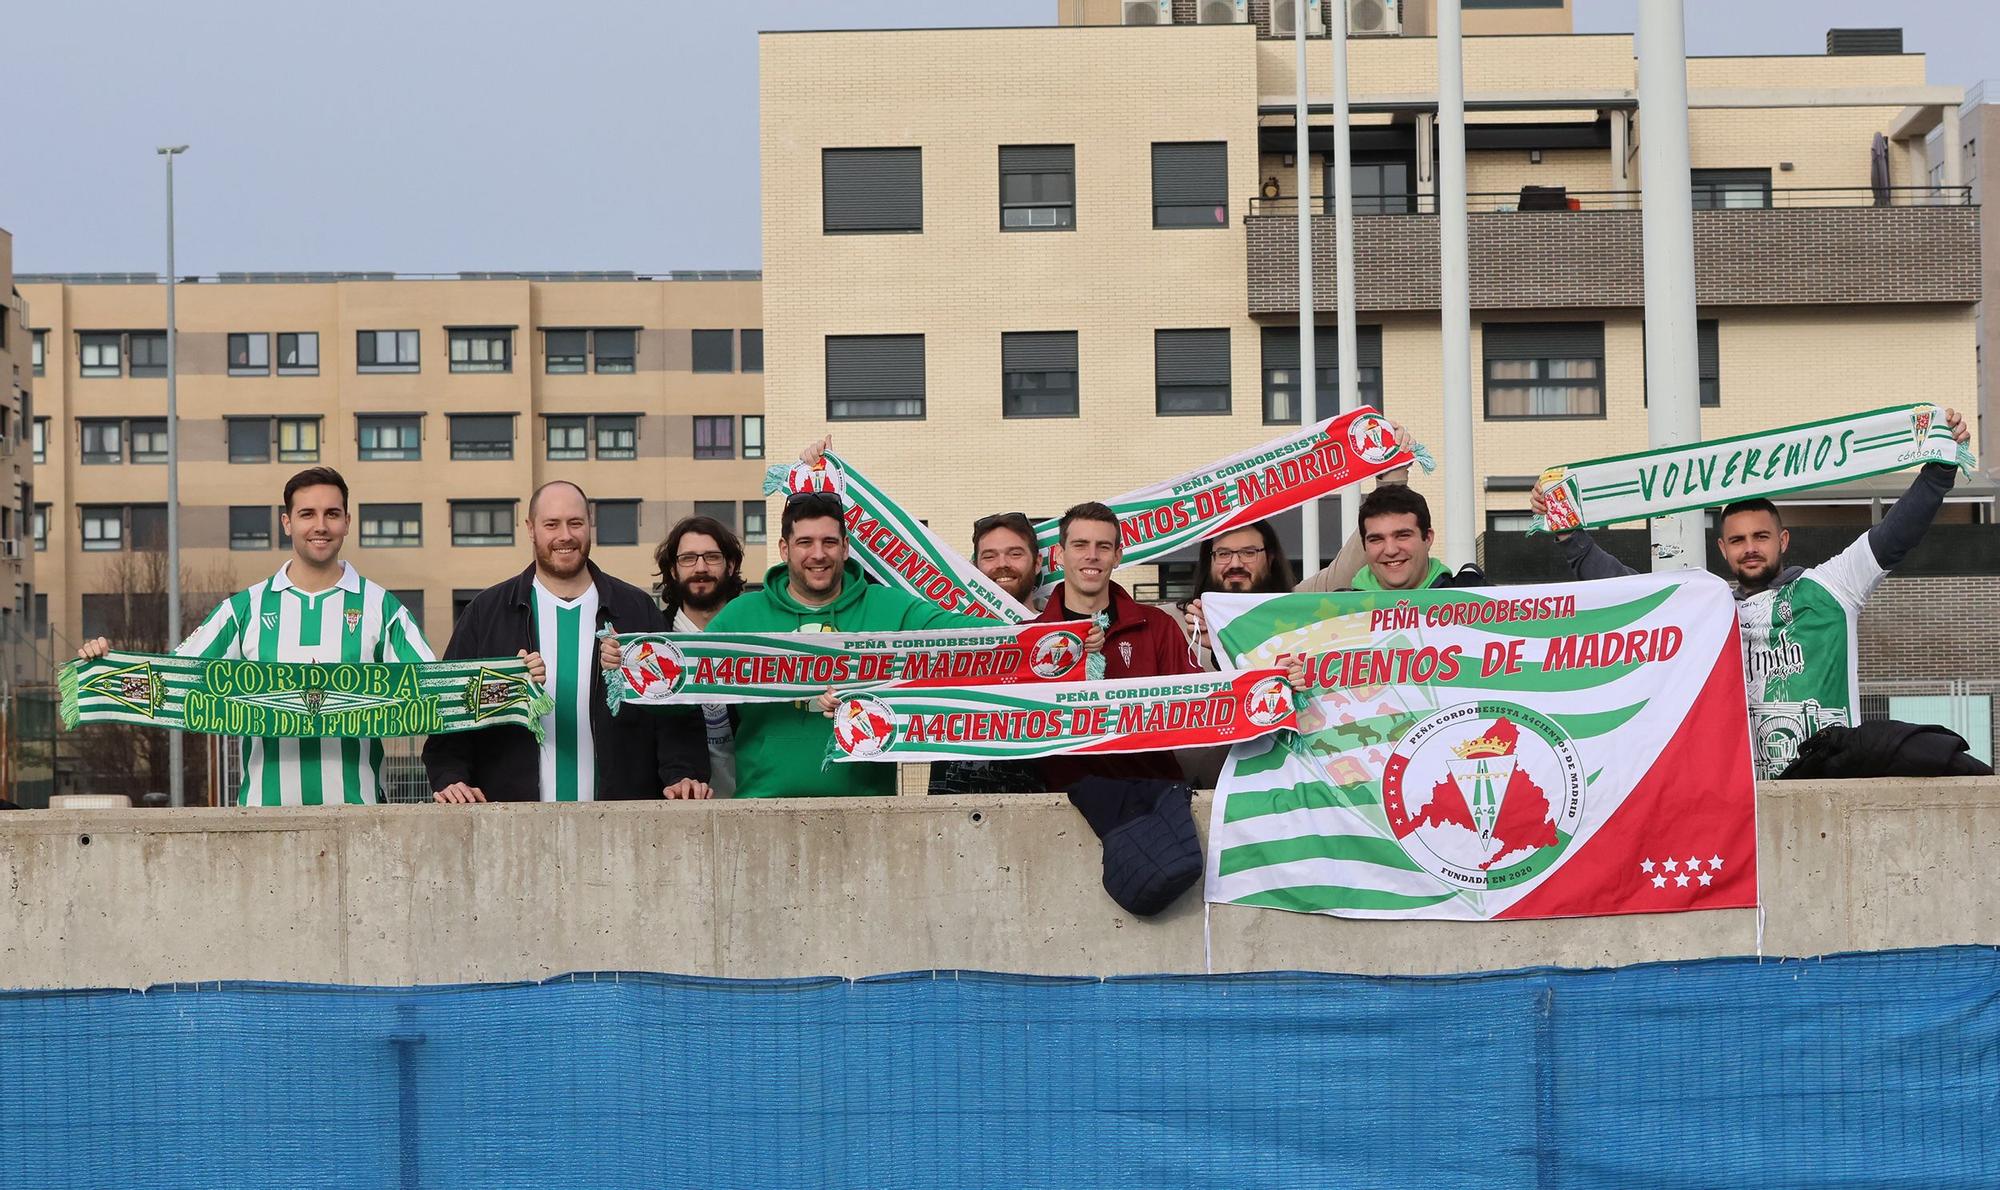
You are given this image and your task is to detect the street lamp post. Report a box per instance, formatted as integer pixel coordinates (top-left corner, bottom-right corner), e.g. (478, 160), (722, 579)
(157, 144), (188, 807)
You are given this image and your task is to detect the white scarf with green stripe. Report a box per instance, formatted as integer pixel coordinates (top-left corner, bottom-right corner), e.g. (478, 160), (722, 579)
(767, 410), (1432, 621)
(1533, 403), (1975, 534)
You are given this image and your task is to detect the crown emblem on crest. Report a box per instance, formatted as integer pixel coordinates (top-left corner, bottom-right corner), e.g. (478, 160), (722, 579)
(1451, 733), (1511, 759)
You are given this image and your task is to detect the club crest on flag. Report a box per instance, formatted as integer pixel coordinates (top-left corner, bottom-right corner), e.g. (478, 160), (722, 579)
(1242, 676), (1294, 728)
(1382, 701), (1585, 893)
(1347, 411), (1399, 466)
(466, 668), (534, 721)
(833, 695), (897, 757)
(787, 456), (846, 497)
(1910, 404), (1936, 447)
(82, 662), (164, 719)
(1537, 466), (1585, 533)
(1030, 631), (1084, 678)
(619, 639), (687, 699)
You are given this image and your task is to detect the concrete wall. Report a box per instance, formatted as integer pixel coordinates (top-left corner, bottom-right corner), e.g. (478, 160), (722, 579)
(2, 778), (1996, 990)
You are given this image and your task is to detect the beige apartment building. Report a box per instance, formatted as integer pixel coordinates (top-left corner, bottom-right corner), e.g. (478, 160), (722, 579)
(20, 273), (767, 651)
(1946, 80), (2000, 470)
(0, 231), (36, 680)
(759, 4), (1984, 595)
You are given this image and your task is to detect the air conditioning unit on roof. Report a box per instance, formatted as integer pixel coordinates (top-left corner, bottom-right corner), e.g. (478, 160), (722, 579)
(1272, 0), (1322, 38)
(1347, 0), (1402, 36)
(1123, 0), (1172, 25)
(1199, 0), (1248, 23)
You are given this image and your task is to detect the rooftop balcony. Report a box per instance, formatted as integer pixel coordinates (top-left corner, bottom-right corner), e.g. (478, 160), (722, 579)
(1245, 186), (1980, 313)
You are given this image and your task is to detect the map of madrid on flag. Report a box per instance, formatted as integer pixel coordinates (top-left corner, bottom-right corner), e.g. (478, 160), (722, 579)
(1203, 571), (1758, 921)
(1392, 716), (1561, 874)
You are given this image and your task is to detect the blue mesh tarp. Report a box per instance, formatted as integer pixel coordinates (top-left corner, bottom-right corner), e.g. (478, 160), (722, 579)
(2, 945), (1997, 1188)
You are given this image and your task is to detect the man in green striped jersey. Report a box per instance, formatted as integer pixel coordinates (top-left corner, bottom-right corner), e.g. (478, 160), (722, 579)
(424, 480), (710, 803)
(78, 467), (445, 806)
(1536, 407), (1973, 778)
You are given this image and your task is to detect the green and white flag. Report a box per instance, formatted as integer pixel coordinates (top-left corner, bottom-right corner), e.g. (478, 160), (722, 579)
(1204, 573), (1758, 921)
(1533, 403), (1974, 534)
(603, 620), (1094, 710)
(824, 669), (1298, 765)
(60, 652), (554, 740)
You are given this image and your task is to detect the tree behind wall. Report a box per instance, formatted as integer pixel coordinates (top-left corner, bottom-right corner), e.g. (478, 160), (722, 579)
(67, 552), (237, 804)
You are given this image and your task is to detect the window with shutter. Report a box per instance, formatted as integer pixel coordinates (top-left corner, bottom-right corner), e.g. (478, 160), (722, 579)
(1482, 322), (1605, 419)
(826, 335), (925, 420)
(1000, 145), (1076, 231)
(1152, 142), (1229, 228)
(1260, 326), (1385, 424)
(1155, 329), (1232, 415)
(1002, 331), (1079, 418)
(822, 148), (923, 234)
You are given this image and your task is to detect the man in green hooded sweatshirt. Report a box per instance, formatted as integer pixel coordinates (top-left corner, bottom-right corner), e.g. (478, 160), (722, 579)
(1349, 485), (1487, 591)
(705, 490), (993, 797)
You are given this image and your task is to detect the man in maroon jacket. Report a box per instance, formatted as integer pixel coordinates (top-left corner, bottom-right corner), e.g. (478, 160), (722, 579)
(1035, 501), (1200, 790)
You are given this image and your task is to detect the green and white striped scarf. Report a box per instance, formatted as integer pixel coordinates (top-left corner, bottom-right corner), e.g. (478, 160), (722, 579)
(60, 652), (554, 741)
(1533, 403), (1976, 534)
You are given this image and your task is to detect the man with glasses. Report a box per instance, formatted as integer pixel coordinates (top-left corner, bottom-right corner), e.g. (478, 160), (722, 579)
(655, 514), (748, 797)
(1183, 523), (1295, 672)
(1183, 420), (1415, 661)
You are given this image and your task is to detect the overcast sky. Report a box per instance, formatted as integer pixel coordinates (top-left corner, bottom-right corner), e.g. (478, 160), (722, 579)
(8, 0), (1994, 275)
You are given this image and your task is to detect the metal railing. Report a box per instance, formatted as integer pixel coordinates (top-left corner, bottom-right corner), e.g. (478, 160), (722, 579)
(1247, 185), (1974, 216)
(216, 735), (433, 806)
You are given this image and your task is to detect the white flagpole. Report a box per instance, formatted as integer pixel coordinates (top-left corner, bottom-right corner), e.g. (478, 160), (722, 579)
(1329, 0), (1360, 544)
(1295, 0), (1320, 575)
(1638, 0), (1705, 571)
(1437, 1), (1474, 569)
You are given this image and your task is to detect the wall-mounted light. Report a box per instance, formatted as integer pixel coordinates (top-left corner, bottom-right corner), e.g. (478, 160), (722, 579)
(1779, 161), (1796, 171)
(1529, 149), (1543, 165)
(1283, 153), (1295, 167)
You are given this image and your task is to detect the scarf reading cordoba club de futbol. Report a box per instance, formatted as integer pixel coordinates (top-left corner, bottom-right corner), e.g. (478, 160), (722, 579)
(602, 621), (1094, 710)
(769, 408), (1433, 619)
(1532, 403), (1976, 534)
(60, 652), (554, 740)
(823, 669), (1299, 765)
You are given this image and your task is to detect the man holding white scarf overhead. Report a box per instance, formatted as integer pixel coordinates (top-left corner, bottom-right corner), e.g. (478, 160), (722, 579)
(1533, 407), (1971, 780)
